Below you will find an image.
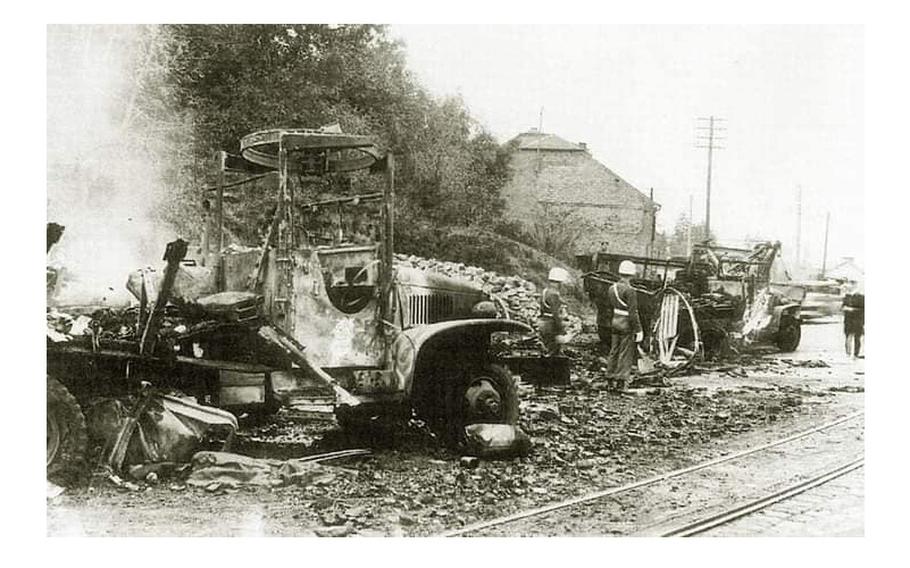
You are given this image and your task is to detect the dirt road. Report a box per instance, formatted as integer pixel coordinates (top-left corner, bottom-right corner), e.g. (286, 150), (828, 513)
(47, 321), (863, 537)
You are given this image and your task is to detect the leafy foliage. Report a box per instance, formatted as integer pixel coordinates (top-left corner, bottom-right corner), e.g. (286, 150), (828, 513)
(127, 24), (511, 243)
(652, 213), (715, 258)
(517, 203), (592, 263)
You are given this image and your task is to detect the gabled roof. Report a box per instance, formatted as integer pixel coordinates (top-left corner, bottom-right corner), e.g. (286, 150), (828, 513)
(510, 130), (586, 152)
(504, 129), (658, 210)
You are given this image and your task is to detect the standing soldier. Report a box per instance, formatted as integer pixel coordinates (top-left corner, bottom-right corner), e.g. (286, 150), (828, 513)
(589, 277), (613, 353)
(605, 260), (643, 391)
(842, 283), (864, 358)
(538, 267), (571, 356)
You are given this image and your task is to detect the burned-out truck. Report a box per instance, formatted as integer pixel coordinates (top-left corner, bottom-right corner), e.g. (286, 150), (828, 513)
(47, 128), (531, 482)
(580, 241), (803, 372)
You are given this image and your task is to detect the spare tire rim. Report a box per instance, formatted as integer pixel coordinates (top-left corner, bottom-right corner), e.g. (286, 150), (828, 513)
(47, 414), (61, 467)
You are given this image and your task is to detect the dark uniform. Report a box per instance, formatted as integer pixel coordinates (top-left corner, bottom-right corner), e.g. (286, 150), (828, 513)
(590, 280), (613, 349)
(605, 280), (642, 390)
(538, 286), (566, 356)
(843, 292), (864, 357)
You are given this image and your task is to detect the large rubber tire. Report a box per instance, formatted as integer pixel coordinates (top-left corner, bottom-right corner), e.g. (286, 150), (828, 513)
(47, 377), (88, 486)
(776, 318), (802, 352)
(466, 364), (520, 425)
(442, 364), (519, 446)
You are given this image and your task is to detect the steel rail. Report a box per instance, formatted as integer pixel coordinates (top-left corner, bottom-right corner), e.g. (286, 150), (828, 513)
(440, 411), (864, 537)
(661, 456), (864, 537)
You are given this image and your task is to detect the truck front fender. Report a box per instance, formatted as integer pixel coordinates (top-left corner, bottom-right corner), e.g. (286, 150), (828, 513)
(768, 303), (801, 333)
(389, 319), (532, 394)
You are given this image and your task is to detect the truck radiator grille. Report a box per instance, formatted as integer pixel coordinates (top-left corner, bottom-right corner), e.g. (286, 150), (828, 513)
(407, 294), (454, 326)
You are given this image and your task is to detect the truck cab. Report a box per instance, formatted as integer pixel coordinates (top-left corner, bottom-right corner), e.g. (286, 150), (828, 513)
(206, 128), (531, 438)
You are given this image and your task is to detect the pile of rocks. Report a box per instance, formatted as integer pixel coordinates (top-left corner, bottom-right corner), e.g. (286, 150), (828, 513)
(394, 254), (583, 337)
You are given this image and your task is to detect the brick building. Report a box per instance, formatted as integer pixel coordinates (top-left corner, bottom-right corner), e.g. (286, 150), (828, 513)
(500, 129), (659, 258)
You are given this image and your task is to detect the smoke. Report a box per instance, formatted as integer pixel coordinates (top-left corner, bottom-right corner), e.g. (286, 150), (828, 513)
(47, 25), (179, 307)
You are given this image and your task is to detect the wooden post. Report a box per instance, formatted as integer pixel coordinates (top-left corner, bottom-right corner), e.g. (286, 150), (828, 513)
(139, 239), (188, 356)
(649, 187), (656, 258)
(705, 116), (714, 238)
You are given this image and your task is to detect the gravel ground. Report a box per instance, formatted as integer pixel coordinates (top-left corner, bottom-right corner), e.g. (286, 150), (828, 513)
(46, 321), (863, 537)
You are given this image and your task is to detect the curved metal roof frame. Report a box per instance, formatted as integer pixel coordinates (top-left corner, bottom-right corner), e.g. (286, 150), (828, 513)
(239, 128), (384, 174)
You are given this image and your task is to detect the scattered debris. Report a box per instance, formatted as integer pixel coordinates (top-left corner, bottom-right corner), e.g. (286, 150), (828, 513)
(186, 450), (364, 489)
(781, 359), (830, 368)
(314, 524), (355, 537)
(87, 393), (238, 472)
(46, 481), (65, 500)
(459, 456), (480, 469)
(107, 474), (141, 492)
(463, 424), (532, 458)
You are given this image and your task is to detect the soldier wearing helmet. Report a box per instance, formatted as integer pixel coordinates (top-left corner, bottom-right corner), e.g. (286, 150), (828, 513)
(538, 267), (571, 356)
(605, 260), (643, 391)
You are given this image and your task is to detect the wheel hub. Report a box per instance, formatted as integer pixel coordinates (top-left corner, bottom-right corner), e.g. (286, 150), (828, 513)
(464, 378), (502, 421)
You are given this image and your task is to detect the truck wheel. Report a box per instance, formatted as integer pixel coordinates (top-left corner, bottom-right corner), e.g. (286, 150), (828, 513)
(47, 377), (88, 485)
(776, 318), (801, 352)
(443, 364), (519, 444)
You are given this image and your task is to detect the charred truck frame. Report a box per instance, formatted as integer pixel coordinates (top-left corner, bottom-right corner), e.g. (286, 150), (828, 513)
(580, 240), (803, 372)
(47, 128), (531, 482)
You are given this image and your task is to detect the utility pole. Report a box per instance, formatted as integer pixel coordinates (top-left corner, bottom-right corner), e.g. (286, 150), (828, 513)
(795, 185), (802, 269)
(687, 193), (693, 256)
(535, 106), (544, 174)
(821, 211), (830, 278)
(649, 187), (656, 258)
(696, 116), (726, 239)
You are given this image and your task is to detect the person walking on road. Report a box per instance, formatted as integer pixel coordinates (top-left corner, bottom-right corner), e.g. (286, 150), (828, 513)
(605, 260), (643, 391)
(842, 284), (864, 358)
(538, 267), (571, 357)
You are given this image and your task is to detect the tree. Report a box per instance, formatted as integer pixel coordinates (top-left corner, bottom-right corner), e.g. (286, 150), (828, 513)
(522, 203), (591, 262)
(132, 24), (512, 246)
(657, 213), (716, 258)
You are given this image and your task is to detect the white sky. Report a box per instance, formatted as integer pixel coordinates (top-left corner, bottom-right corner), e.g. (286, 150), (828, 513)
(391, 25), (864, 271)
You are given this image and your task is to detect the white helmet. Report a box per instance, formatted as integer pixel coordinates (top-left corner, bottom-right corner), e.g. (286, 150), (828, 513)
(548, 267), (570, 283)
(618, 260), (637, 276)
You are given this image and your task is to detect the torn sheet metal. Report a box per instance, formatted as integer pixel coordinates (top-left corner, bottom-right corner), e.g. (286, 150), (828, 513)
(186, 450), (366, 489)
(87, 394), (238, 469)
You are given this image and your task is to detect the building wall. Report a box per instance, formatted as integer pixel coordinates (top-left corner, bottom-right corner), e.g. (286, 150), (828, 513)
(501, 149), (656, 257)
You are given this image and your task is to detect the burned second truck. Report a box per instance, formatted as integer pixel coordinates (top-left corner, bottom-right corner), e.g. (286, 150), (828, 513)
(47, 128), (532, 482)
(580, 240), (804, 372)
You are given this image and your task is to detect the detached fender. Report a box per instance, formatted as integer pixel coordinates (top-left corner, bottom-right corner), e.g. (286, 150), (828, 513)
(389, 319), (532, 394)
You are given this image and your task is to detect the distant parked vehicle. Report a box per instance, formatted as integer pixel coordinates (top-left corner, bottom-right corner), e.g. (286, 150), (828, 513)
(797, 281), (843, 321)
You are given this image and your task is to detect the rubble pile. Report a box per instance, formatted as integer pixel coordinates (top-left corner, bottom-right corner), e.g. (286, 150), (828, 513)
(209, 378), (818, 536)
(394, 254), (583, 338)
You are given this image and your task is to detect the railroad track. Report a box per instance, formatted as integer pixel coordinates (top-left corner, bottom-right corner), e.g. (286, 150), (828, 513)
(439, 411), (864, 537)
(657, 455), (864, 537)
